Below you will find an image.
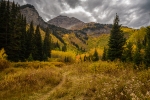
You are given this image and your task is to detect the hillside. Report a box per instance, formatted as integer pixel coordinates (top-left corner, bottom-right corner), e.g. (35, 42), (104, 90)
(19, 4), (113, 53)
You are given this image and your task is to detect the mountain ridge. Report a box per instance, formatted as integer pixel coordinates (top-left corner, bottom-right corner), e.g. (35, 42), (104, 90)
(20, 4), (49, 28)
(48, 15), (85, 30)
(20, 4), (112, 34)
(19, 4), (113, 52)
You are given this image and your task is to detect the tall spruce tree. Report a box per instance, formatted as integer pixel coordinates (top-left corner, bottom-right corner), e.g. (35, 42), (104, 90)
(43, 28), (51, 60)
(26, 21), (34, 59)
(20, 15), (27, 61)
(0, 0), (28, 61)
(62, 44), (67, 52)
(33, 25), (43, 61)
(144, 27), (150, 69)
(5, 0), (10, 47)
(122, 42), (133, 62)
(5, 1), (23, 61)
(102, 47), (107, 61)
(107, 14), (125, 61)
(92, 49), (99, 61)
(0, 0), (6, 49)
(133, 39), (142, 66)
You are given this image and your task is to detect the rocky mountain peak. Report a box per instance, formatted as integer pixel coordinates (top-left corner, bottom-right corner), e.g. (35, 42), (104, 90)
(20, 4), (48, 28)
(48, 15), (85, 30)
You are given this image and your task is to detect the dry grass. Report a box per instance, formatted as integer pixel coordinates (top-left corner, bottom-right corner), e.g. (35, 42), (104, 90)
(0, 61), (63, 100)
(0, 61), (150, 100)
(48, 61), (150, 100)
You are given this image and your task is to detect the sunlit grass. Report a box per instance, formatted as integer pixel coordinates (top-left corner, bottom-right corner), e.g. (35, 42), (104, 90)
(48, 61), (150, 100)
(0, 61), (62, 100)
(0, 60), (150, 100)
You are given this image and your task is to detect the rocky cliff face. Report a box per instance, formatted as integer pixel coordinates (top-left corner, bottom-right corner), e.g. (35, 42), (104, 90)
(48, 15), (85, 30)
(20, 4), (48, 28)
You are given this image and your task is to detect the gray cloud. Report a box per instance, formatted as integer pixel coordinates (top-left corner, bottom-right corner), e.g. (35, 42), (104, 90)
(10, 0), (150, 28)
(65, 0), (80, 8)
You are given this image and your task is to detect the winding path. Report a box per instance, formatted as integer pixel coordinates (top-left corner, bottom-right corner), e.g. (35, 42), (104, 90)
(37, 72), (69, 100)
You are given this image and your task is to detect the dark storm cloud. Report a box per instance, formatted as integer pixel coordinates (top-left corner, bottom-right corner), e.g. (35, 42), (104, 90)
(141, 0), (150, 12)
(9, 0), (150, 28)
(65, 0), (80, 8)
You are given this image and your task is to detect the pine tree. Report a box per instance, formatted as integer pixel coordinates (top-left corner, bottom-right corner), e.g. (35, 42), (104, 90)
(33, 25), (43, 61)
(144, 27), (150, 69)
(62, 44), (67, 52)
(0, 0), (27, 61)
(43, 28), (51, 60)
(5, 2), (23, 61)
(133, 39), (142, 66)
(92, 49), (99, 61)
(20, 16), (27, 61)
(0, 0), (6, 49)
(5, 0), (10, 47)
(122, 42), (133, 62)
(102, 47), (107, 61)
(26, 21), (34, 60)
(107, 14), (125, 61)
(55, 41), (60, 50)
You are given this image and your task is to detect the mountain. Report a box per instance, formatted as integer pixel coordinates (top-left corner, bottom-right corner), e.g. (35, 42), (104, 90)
(48, 15), (112, 35)
(48, 15), (85, 30)
(20, 4), (112, 36)
(20, 4), (48, 28)
(19, 4), (111, 52)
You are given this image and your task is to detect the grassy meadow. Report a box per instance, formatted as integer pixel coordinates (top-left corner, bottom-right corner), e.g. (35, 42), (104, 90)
(0, 58), (150, 100)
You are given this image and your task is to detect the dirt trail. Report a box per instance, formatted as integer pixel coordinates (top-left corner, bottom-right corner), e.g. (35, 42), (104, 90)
(37, 72), (69, 100)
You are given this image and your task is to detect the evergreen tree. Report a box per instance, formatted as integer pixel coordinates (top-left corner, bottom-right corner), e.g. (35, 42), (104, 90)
(102, 47), (107, 61)
(33, 25), (43, 61)
(133, 39), (142, 66)
(122, 42), (133, 62)
(55, 41), (60, 50)
(5, 0), (10, 47)
(92, 49), (99, 61)
(144, 27), (150, 69)
(0, 0), (7, 49)
(107, 14), (125, 61)
(26, 21), (34, 60)
(43, 28), (51, 60)
(62, 44), (67, 52)
(0, 0), (27, 61)
(5, 2), (23, 61)
(20, 16), (27, 61)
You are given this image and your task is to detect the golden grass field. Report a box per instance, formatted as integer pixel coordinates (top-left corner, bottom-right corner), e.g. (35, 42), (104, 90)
(0, 59), (150, 100)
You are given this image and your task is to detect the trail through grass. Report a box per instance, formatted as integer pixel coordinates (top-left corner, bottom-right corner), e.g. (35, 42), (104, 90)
(0, 61), (150, 100)
(38, 71), (70, 100)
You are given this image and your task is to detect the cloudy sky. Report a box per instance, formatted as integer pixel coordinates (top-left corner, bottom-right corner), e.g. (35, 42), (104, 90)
(10, 0), (150, 28)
